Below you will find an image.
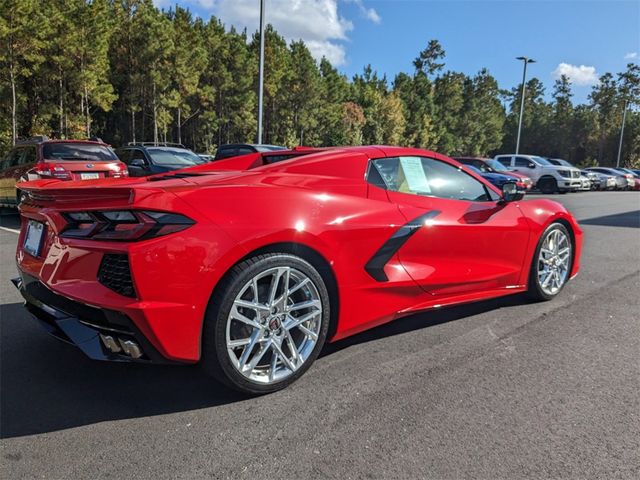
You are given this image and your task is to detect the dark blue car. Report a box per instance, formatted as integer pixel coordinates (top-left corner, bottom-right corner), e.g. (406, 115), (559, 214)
(466, 165), (515, 189)
(115, 143), (205, 177)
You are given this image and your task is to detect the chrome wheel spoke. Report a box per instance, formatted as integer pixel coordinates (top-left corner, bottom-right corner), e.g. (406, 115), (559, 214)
(537, 229), (571, 296)
(226, 266), (323, 384)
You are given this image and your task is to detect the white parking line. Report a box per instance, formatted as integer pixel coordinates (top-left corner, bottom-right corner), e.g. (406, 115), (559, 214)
(0, 226), (20, 234)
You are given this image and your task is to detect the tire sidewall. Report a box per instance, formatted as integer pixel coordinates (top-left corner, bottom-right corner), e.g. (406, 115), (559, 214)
(204, 254), (331, 394)
(528, 222), (573, 301)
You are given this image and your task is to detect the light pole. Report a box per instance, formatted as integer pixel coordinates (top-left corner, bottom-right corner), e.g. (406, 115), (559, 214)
(515, 56), (536, 154)
(257, 0), (266, 145)
(616, 100), (628, 168)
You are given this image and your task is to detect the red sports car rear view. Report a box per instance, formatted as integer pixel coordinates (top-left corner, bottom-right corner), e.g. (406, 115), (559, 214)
(13, 146), (582, 394)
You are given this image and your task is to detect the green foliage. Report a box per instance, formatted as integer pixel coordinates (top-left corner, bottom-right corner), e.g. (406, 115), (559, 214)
(0, 3), (637, 167)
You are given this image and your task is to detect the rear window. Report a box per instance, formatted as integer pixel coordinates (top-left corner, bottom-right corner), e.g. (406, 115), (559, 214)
(43, 143), (117, 161)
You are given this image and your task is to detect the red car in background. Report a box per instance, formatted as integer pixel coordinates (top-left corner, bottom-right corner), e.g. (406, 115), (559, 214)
(13, 146), (581, 394)
(0, 136), (128, 207)
(452, 157), (533, 190)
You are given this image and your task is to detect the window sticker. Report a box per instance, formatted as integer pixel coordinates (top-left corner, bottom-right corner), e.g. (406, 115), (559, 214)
(400, 157), (431, 193)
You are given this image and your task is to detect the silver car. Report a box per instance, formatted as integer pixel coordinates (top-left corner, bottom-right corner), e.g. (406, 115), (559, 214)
(585, 167), (629, 190)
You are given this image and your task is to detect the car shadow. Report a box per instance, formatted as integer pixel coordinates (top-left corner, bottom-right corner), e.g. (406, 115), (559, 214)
(1, 294), (529, 439)
(579, 210), (639, 228)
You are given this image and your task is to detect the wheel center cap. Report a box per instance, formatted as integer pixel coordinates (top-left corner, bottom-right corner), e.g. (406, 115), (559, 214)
(268, 316), (282, 331)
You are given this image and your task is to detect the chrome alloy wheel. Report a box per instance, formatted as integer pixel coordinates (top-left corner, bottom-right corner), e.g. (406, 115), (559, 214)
(225, 266), (322, 384)
(537, 228), (571, 296)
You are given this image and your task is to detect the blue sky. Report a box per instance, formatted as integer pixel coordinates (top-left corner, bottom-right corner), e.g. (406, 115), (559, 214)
(155, 1), (640, 103)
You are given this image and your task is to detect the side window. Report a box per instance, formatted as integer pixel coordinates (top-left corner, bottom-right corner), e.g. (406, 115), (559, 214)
(515, 157), (533, 168)
(216, 147), (237, 160)
(236, 147), (254, 156)
(130, 150), (147, 163)
(20, 147), (36, 165)
(7, 149), (23, 167)
(115, 149), (130, 163)
(496, 156), (511, 167)
(370, 156), (492, 202)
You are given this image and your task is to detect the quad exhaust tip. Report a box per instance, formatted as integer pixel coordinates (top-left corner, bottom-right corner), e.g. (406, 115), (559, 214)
(100, 334), (143, 359)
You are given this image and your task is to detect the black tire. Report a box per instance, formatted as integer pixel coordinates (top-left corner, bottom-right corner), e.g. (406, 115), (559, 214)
(538, 177), (557, 194)
(527, 222), (573, 302)
(201, 253), (331, 394)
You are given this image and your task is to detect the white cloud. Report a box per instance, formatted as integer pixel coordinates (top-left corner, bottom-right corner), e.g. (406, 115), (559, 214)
(214, 0), (356, 65)
(624, 52), (638, 60)
(153, 1), (380, 66)
(552, 63), (599, 86)
(347, 0), (381, 24)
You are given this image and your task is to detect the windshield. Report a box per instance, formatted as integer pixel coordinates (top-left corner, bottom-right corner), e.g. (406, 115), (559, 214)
(485, 159), (509, 172)
(43, 143), (118, 161)
(532, 156), (553, 166)
(147, 148), (203, 167)
(254, 145), (287, 152)
(554, 159), (573, 167)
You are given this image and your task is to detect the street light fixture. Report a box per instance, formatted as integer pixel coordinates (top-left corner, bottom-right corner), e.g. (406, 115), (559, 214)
(257, 0), (266, 145)
(515, 56), (536, 155)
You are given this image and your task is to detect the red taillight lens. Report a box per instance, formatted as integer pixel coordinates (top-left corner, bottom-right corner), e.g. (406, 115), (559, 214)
(61, 210), (194, 241)
(36, 163), (72, 180)
(112, 163), (129, 178)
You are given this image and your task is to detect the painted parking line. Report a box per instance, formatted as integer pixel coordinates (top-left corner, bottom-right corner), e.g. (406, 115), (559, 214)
(0, 226), (20, 234)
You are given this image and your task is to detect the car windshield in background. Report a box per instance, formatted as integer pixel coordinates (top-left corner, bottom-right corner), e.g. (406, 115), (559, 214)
(254, 145), (287, 152)
(147, 148), (203, 167)
(533, 156), (553, 166)
(43, 143), (118, 161)
(485, 159), (509, 172)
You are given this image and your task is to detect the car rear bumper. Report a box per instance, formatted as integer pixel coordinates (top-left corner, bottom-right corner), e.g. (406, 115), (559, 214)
(12, 271), (179, 364)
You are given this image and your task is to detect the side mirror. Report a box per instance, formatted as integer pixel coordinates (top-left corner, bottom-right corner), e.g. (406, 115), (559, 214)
(501, 182), (524, 202)
(130, 158), (147, 168)
(528, 162), (536, 169)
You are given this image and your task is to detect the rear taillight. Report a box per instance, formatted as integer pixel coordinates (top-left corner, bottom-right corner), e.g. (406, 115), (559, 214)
(61, 210), (194, 241)
(36, 163), (72, 180)
(112, 163), (129, 178)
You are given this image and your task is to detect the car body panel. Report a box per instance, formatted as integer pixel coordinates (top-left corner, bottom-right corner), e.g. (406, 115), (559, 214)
(14, 146), (583, 362)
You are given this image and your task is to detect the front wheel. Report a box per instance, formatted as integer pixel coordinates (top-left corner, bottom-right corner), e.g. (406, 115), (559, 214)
(202, 253), (330, 394)
(538, 177), (558, 194)
(527, 223), (573, 301)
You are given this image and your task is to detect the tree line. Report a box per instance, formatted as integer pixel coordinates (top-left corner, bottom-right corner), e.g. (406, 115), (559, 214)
(1, 0), (638, 166)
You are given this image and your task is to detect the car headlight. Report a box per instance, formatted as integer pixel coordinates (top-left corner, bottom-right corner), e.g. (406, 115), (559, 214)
(558, 170), (570, 178)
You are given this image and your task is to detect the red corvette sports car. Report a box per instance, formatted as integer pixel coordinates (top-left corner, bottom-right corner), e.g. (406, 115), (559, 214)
(13, 146), (582, 394)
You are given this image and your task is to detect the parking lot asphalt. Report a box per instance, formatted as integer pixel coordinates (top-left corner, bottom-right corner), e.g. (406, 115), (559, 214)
(1, 191), (639, 479)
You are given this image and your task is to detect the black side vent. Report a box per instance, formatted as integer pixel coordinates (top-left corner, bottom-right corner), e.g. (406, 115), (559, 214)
(98, 254), (136, 298)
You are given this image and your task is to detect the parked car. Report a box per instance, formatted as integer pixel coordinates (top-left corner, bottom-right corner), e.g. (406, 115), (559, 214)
(452, 156), (533, 190)
(465, 165), (522, 190)
(585, 167), (631, 190)
(115, 143), (205, 177)
(580, 170), (609, 190)
(0, 136), (127, 207)
(214, 143), (287, 161)
(577, 171), (592, 191)
(613, 168), (640, 190)
(494, 154), (581, 193)
(14, 146), (582, 394)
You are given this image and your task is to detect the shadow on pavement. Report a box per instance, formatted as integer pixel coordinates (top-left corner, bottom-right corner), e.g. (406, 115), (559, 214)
(1, 293), (528, 439)
(579, 210), (639, 229)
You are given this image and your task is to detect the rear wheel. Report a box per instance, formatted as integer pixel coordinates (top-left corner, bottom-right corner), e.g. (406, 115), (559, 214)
(202, 253), (330, 394)
(538, 177), (558, 194)
(527, 223), (573, 301)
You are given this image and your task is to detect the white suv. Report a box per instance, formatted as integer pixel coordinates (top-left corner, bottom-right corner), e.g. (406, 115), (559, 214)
(494, 154), (581, 194)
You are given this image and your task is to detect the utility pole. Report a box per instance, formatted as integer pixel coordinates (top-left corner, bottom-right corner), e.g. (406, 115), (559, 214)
(257, 0), (265, 144)
(515, 56), (536, 154)
(616, 100), (628, 168)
